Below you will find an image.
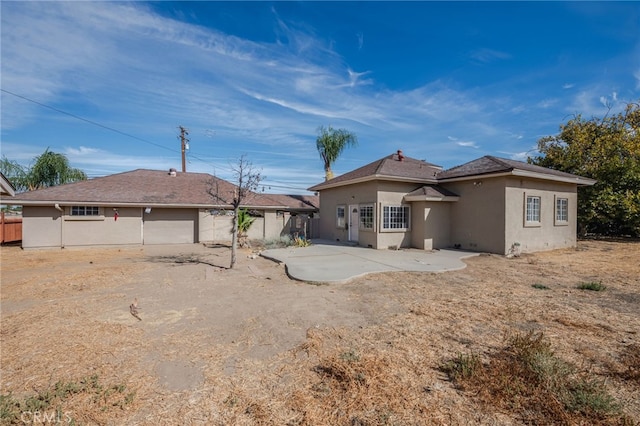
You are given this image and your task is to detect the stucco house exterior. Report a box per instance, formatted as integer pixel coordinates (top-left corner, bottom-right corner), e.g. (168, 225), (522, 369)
(308, 151), (596, 255)
(3, 169), (318, 249)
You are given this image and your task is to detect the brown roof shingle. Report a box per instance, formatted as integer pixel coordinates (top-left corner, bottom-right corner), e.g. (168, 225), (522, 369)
(308, 152), (442, 191)
(436, 156), (596, 184)
(8, 169), (313, 209)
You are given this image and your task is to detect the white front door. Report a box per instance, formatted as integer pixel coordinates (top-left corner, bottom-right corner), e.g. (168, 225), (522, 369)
(348, 205), (359, 242)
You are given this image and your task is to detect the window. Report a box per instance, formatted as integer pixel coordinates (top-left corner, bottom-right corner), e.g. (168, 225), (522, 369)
(525, 196), (541, 224)
(70, 206), (100, 216)
(336, 205), (346, 228)
(382, 205), (410, 230)
(556, 197), (568, 224)
(359, 204), (374, 230)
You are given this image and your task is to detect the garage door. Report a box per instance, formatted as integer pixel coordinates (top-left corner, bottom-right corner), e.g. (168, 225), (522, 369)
(143, 208), (197, 244)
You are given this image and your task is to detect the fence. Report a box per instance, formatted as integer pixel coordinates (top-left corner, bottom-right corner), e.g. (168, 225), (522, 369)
(1, 212), (22, 244)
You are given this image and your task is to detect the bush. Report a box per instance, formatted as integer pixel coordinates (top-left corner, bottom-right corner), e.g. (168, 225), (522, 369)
(577, 281), (607, 291)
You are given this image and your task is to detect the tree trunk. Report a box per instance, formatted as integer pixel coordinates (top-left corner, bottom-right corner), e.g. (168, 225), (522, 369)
(230, 207), (239, 269)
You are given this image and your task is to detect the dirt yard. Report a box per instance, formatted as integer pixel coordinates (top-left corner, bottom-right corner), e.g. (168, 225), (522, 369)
(1, 240), (638, 425)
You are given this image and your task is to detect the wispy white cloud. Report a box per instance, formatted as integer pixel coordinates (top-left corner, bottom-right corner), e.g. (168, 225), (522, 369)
(448, 136), (479, 149)
(2, 2), (638, 193)
(469, 48), (511, 64)
(563, 83), (575, 89)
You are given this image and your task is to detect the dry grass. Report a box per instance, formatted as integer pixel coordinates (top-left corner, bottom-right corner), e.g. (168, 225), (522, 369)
(1, 240), (639, 425)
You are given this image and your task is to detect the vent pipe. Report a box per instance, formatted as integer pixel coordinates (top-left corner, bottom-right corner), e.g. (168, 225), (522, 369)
(397, 149), (404, 161)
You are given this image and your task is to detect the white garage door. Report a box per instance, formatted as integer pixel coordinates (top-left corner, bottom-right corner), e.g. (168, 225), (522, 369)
(143, 208), (197, 244)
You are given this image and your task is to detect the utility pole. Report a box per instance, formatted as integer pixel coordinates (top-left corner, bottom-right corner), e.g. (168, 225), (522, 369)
(178, 126), (190, 172)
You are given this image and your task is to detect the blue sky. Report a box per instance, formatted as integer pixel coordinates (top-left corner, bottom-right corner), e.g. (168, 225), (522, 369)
(2, 1), (639, 194)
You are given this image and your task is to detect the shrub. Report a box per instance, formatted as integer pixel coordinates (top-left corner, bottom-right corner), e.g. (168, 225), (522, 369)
(532, 283), (551, 290)
(577, 281), (607, 291)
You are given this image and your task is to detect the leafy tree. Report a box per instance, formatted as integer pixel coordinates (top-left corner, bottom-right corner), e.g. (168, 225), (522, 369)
(1, 149), (87, 192)
(529, 102), (640, 237)
(315, 125), (358, 181)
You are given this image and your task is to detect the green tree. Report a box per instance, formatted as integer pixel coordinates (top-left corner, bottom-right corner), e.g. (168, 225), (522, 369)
(315, 125), (358, 181)
(529, 102), (640, 237)
(1, 149), (87, 192)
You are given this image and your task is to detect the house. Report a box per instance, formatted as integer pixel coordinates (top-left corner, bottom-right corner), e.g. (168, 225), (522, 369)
(3, 169), (318, 249)
(0, 172), (16, 197)
(308, 151), (596, 255)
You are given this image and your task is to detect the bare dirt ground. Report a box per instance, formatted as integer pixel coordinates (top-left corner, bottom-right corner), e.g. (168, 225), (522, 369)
(1, 240), (638, 425)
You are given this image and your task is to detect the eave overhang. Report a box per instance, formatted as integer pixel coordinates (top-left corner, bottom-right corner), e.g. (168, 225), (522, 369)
(309, 174), (438, 191)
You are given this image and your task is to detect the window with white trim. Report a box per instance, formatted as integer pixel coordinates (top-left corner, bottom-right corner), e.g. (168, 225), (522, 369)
(70, 206), (100, 216)
(525, 196), (541, 224)
(555, 197), (568, 224)
(336, 205), (346, 228)
(359, 204), (374, 230)
(382, 205), (410, 230)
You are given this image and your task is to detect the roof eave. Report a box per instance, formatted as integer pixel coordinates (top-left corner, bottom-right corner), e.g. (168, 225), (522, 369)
(438, 170), (596, 186)
(403, 195), (460, 202)
(309, 174), (438, 191)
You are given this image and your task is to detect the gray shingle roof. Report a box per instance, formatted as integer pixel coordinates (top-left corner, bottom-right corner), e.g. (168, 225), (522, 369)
(436, 156), (596, 184)
(7, 169), (313, 209)
(308, 152), (442, 191)
(405, 185), (459, 198)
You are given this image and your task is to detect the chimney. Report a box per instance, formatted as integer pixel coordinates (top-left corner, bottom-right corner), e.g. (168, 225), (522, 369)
(397, 149), (404, 161)
(169, 168), (177, 177)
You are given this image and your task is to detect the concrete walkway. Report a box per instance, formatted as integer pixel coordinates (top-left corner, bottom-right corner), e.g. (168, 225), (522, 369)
(261, 240), (479, 283)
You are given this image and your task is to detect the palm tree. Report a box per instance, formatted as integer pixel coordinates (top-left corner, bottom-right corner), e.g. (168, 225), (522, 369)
(315, 125), (358, 181)
(0, 149), (87, 192)
(236, 208), (255, 248)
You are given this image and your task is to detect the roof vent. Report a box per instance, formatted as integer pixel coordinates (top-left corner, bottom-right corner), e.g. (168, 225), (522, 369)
(396, 149), (405, 161)
(169, 168), (177, 177)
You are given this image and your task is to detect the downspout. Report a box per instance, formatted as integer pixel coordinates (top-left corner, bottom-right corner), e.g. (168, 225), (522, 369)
(54, 204), (65, 248)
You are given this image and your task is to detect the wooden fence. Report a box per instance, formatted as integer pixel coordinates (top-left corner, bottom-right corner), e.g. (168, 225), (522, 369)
(1, 212), (22, 244)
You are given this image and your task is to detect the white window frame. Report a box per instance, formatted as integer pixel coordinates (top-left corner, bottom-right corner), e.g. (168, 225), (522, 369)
(336, 205), (346, 229)
(555, 196), (569, 226)
(359, 204), (374, 231)
(524, 195), (541, 227)
(381, 205), (410, 231)
(67, 206), (104, 221)
(70, 206), (101, 216)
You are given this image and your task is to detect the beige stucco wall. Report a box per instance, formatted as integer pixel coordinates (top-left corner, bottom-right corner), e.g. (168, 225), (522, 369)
(375, 182), (418, 249)
(22, 206), (63, 248)
(317, 181), (421, 249)
(411, 201), (451, 250)
(444, 177), (507, 253)
(316, 181), (378, 245)
(504, 177), (577, 253)
(64, 207), (142, 246)
(22, 206), (143, 248)
(199, 209), (298, 243)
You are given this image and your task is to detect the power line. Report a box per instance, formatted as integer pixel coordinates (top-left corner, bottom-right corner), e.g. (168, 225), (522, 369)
(1, 88), (177, 154)
(2, 89), (316, 193)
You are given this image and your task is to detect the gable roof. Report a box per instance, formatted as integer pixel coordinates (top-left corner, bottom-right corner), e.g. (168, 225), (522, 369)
(262, 194), (319, 210)
(308, 152), (443, 191)
(0, 172), (16, 197)
(5, 169), (315, 209)
(404, 185), (459, 202)
(437, 156), (597, 185)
